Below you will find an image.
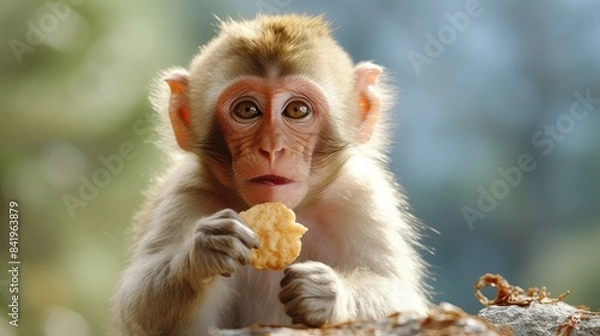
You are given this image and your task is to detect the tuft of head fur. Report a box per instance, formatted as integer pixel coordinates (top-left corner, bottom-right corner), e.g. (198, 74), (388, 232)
(215, 14), (333, 77)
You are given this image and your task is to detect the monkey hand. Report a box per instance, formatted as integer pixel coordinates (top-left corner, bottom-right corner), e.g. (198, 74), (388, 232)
(190, 209), (259, 279)
(279, 261), (350, 327)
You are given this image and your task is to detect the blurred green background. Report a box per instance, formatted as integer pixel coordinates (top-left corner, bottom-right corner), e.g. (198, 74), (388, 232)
(1, 0), (599, 335)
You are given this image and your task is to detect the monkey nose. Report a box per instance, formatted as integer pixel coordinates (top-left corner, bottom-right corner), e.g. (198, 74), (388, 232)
(259, 146), (283, 164)
(259, 137), (284, 164)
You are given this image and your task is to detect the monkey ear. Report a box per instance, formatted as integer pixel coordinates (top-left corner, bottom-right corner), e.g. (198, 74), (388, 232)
(165, 71), (193, 152)
(354, 62), (383, 143)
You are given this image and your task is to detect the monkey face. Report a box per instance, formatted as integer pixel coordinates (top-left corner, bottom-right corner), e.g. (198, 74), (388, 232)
(214, 76), (328, 209)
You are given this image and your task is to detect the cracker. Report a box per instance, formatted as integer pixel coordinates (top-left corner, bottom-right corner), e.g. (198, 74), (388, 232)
(239, 202), (308, 271)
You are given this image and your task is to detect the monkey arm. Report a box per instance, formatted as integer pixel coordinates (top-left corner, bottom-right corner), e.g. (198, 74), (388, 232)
(341, 266), (430, 320)
(280, 162), (430, 326)
(111, 207), (216, 335)
(280, 255), (428, 327)
(339, 225), (429, 319)
(111, 246), (209, 335)
(111, 178), (257, 335)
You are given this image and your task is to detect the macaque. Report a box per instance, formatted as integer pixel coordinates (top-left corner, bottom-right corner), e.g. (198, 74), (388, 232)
(111, 14), (430, 335)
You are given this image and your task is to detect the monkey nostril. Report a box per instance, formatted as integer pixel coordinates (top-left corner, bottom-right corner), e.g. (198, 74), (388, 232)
(259, 147), (284, 164)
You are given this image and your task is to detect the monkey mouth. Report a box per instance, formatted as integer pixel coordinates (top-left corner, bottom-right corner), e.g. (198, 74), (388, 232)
(250, 175), (293, 186)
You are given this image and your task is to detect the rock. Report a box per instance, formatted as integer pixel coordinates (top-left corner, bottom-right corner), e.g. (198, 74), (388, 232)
(478, 302), (600, 336)
(211, 274), (600, 335)
(210, 302), (510, 336)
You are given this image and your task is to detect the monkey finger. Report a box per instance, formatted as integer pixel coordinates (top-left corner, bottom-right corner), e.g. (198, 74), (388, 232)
(291, 309), (327, 328)
(280, 264), (332, 288)
(279, 281), (305, 304)
(223, 240), (254, 266)
(304, 272), (336, 286)
(212, 251), (247, 274)
(288, 261), (331, 275)
(202, 219), (259, 249)
(280, 270), (303, 288)
(233, 248), (253, 266)
(232, 228), (260, 250)
(283, 296), (328, 326)
(210, 208), (240, 220)
(200, 251), (237, 276)
(200, 218), (241, 235)
(200, 233), (236, 251)
(200, 235), (252, 264)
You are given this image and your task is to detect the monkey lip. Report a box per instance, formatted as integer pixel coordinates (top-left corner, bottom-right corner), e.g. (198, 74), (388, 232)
(250, 175), (293, 186)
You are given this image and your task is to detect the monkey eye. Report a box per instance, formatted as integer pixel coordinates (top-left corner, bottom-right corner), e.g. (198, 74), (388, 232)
(282, 101), (311, 120)
(233, 101), (261, 121)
